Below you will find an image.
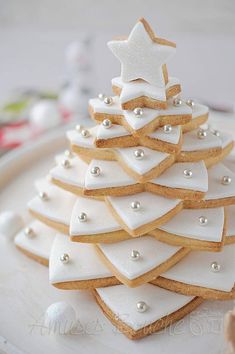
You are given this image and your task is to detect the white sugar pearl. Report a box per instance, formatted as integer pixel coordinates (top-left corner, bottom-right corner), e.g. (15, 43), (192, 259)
(44, 302), (76, 334)
(136, 301), (148, 313)
(78, 212), (87, 222)
(64, 150), (74, 158)
(98, 93), (105, 101)
(30, 100), (61, 131)
(90, 166), (101, 176)
(131, 201), (141, 211)
(130, 250), (140, 261)
(221, 176), (232, 185)
(104, 97), (113, 105)
(75, 124), (83, 133)
(197, 129), (207, 139)
(199, 216), (208, 226)
(102, 119), (112, 129)
(133, 107), (143, 117)
(0, 211), (24, 240)
(183, 169), (193, 178)
(173, 98), (182, 107)
(134, 149), (145, 160)
(163, 124), (172, 133)
(211, 261), (221, 273)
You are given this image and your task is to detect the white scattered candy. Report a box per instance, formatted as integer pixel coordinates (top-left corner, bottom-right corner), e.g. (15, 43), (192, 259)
(0, 211), (24, 241)
(44, 302), (76, 335)
(29, 100), (61, 131)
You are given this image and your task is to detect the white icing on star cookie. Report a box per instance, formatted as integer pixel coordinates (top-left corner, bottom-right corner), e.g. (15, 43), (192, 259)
(96, 123), (131, 140)
(108, 20), (175, 87)
(223, 153), (235, 173)
(162, 244), (235, 292)
(206, 163), (235, 200)
(107, 192), (181, 234)
(66, 126), (98, 148)
(158, 207), (224, 242)
(89, 96), (122, 116)
(85, 159), (136, 190)
(191, 103), (209, 119)
(15, 221), (56, 260)
(28, 178), (76, 227)
(150, 161), (208, 192)
(182, 129), (221, 152)
(117, 146), (170, 176)
(49, 234), (113, 285)
(50, 154), (87, 188)
(98, 235), (182, 281)
(70, 196), (122, 236)
(96, 284), (194, 331)
(147, 125), (181, 145)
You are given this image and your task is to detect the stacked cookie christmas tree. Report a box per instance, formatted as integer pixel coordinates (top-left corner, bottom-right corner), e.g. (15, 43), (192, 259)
(15, 18), (235, 339)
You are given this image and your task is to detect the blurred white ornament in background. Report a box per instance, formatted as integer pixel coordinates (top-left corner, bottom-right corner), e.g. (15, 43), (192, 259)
(29, 100), (62, 131)
(0, 211), (24, 240)
(44, 302), (76, 335)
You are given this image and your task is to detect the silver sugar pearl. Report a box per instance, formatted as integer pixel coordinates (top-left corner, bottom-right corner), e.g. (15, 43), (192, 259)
(98, 93), (105, 101)
(163, 124), (172, 134)
(102, 119), (112, 129)
(186, 99), (195, 107)
(212, 129), (220, 137)
(134, 149), (145, 160)
(173, 98), (182, 107)
(183, 169), (193, 178)
(104, 96), (113, 105)
(133, 107), (143, 117)
(197, 129), (207, 139)
(221, 175), (232, 185)
(136, 301), (148, 313)
(199, 216), (208, 226)
(90, 166), (101, 177)
(75, 124), (83, 133)
(24, 227), (35, 238)
(131, 201), (141, 211)
(78, 212), (87, 222)
(211, 261), (221, 273)
(39, 191), (49, 201)
(81, 129), (90, 138)
(60, 253), (70, 264)
(61, 159), (71, 169)
(130, 250), (141, 261)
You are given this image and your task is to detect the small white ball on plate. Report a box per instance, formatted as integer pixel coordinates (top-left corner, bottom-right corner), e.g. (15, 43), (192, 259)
(0, 211), (24, 240)
(29, 100), (61, 131)
(44, 302), (76, 335)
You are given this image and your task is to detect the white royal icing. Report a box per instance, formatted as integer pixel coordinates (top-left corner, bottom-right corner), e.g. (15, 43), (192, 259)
(191, 103), (209, 118)
(206, 163), (235, 200)
(28, 178), (76, 226)
(70, 196), (121, 236)
(66, 126), (98, 148)
(49, 234), (112, 284)
(147, 125), (181, 145)
(98, 235), (181, 280)
(15, 220), (56, 260)
(223, 153), (235, 174)
(50, 155), (87, 188)
(158, 207), (224, 242)
(112, 76), (166, 103)
(108, 21), (175, 87)
(219, 131), (233, 149)
(225, 205), (235, 237)
(182, 129), (221, 152)
(96, 284), (194, 331)
(85, 159), (136, 189)
(151, 161), (208, 192)
(96, 123), (131, 140)
(162, 244), (235, 292)
(89, 96), (122, 116)
(107, 192), (180, 230)
(117, 146), (170, 175)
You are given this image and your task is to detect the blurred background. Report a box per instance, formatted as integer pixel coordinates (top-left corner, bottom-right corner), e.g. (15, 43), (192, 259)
(0, 0), (235, 153)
